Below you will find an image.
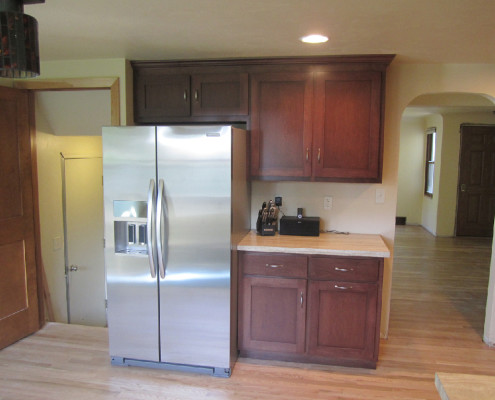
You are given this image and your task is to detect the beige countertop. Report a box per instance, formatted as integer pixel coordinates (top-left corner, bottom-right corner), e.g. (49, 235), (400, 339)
(237, 231), (390, 258)
(435, 372), (495, 400)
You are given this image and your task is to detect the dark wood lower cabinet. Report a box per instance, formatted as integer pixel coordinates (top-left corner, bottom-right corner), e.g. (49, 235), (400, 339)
(307, 280), (378, 365)
(238, 251), (383, 368)
(239, 276), (306, 354)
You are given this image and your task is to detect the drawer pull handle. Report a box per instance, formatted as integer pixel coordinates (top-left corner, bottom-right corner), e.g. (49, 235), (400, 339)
(335, 284), (352, 290)
(300, 291), (304, 307)
(266, 264), (283, 268)
(335, 267), (354, 272)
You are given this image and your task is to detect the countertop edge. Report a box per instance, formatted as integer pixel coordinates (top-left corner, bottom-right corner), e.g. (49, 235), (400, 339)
(237, 245), (389, 258)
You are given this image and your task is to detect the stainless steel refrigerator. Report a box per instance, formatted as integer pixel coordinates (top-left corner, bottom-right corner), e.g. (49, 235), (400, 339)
(102, 125), (250, 377)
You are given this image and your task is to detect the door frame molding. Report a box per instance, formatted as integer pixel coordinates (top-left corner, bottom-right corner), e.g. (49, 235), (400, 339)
(14, 77), (120, 126)
(13, 77), (120, 324)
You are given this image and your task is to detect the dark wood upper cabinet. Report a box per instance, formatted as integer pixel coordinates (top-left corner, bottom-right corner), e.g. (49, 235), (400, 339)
(191, 73), (248, 116)
(132, 56), (394, 182)
(132, 62), (249, 123)
(250, 72), (313, 179)
(312, 71), (383, 182)
(134, 72), (191, 120)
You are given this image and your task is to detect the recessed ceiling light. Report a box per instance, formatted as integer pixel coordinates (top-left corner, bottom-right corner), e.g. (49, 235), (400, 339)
(300, 34), (329, 44)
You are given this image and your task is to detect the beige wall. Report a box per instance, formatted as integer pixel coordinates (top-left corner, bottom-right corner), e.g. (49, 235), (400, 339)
(396, 117), (425, 225)
(421, 114), (443, 234)
(38, 58), (129, 125)
(484, 218), (495, 345)
(397, 110), (495, 237)
(31, 60), (495, 339)
(436, 112), (495, 236)
(386, 63), (495, 340)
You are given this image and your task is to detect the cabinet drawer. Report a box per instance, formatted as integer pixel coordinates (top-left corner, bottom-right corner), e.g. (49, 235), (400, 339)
(309, 257), (379, 282)
(241, 252), (307, 278)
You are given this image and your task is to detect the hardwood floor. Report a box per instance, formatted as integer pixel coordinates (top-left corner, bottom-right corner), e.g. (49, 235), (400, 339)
(1, 225), (494, 399)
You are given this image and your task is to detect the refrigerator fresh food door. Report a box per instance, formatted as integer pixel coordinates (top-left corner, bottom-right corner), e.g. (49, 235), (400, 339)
(103, 126), (160, 362)
(157, 125), (232, 369)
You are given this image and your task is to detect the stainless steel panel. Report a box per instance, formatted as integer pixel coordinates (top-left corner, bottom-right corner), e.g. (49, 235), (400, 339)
(157, 126), (233, 368)
(102, 126), (159, 362)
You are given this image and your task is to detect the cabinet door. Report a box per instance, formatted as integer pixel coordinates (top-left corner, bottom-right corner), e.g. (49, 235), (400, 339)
(250, 72), (313, 179)
(239, 276), (307, 354)
(307, 280), (378, 362)
(134, 73), (190, 121)
(191, 73), (248, 116)
(313, 71), (383, 182)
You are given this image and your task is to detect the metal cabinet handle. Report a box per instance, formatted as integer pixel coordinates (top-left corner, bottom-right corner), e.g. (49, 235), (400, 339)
(306, 147), (309, 161)
(156, 179), (166, 279)
(147, 179), (157, 278)
(461, 183), (467, 192)
(335, 267), (352, 272)
(70, 265), (79, 272)
(266, 264), (283, 268)
(194, 89), (199, 101)
(334, 284), (352, 290)
(317, 148), (321, 162)
(183, 90), (187, 101)
(300, 291), (304, 307)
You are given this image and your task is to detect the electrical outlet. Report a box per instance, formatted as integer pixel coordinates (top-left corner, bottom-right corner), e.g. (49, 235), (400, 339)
(324, 196), (333, 210)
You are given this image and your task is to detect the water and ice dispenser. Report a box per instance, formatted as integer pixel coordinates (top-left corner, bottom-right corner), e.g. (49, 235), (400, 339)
(113, 200), (148, 255)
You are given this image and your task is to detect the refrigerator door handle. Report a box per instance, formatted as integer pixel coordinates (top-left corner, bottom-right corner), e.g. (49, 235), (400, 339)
(156, 179), (166, 279)
(147, 179), (157, 278)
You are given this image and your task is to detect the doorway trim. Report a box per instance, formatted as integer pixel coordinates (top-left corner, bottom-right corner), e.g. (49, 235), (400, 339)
(13, 77), (120, 126)
(14, 77), (120, 322)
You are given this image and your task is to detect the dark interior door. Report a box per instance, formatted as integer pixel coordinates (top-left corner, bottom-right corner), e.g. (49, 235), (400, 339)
(0, 86), (40, 349)
(456, 125), (495, 237)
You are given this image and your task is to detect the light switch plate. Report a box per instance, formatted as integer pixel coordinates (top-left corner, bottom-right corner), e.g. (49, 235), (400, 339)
(375, 188), (385, 204)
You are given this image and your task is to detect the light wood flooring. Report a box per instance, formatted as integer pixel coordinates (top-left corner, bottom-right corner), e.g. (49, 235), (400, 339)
(0, 225), (494, 399)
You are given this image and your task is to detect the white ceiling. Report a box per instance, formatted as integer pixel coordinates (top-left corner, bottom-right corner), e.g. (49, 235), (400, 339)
(24, 0), (495, 64)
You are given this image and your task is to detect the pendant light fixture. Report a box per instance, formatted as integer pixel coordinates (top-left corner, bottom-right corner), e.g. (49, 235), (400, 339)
(0, 0), (44, 78)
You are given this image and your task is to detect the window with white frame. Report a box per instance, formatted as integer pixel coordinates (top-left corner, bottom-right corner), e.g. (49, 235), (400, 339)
(424, 127), (436, 197)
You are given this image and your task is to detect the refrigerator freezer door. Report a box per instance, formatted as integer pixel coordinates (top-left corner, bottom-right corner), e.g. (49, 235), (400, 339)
(103, 126), (160, 362)
(157, 126), (232, 369)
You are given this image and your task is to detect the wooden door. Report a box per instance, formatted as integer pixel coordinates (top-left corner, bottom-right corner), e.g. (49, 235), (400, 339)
(250, 72), (313, 179)
(0, 86), (41, 349)
(307, 280), (378, 364)
(313, 71), (383, 182)
(456, 125), (495, 237)
(239, 275), (307, 355)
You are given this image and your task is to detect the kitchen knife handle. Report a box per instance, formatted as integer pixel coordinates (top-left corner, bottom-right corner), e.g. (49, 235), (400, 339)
(147, 179), (157, 278)
(156, 179), (166, 279)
